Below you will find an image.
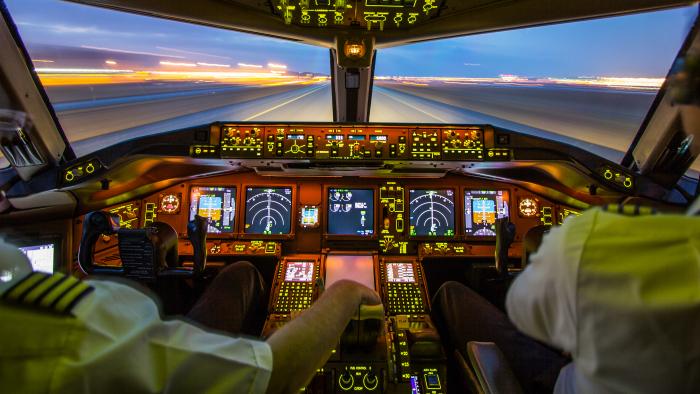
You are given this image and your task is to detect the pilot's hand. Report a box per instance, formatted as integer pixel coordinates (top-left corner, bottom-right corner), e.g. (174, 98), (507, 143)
(326, 279), (382, 308)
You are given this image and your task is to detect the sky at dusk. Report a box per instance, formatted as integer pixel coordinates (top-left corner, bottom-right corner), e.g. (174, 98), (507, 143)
(4, 0), (698, 78)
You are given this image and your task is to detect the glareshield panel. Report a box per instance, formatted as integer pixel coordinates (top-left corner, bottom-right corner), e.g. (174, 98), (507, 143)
(5, 0), (331, 159)
(371, 7), (697, 163)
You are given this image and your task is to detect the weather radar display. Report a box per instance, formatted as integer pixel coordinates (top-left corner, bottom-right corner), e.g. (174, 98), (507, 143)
(244, 187), (293, 234)
(409, 189), (455, 237)
(189, 186), (236, 233)
(327, 188), (374, 236)
(464, 190), (510, 236)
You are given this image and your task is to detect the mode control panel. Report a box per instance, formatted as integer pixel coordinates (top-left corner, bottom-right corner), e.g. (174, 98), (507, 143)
(220, 125), (264, 157)
(205, 124), (494, 162)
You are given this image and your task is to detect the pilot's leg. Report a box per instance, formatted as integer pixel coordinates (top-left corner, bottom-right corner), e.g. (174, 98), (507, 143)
(432, 281), (568, 394)
(187, 261), (267, 336)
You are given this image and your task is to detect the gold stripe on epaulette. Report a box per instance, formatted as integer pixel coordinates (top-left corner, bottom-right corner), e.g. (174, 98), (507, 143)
(39, 276), (79, 308)
(54, 282), (93, 313)
(3, 272), (50, 300)
(2, 272), (94, 315)
(24, 273), (66, 303)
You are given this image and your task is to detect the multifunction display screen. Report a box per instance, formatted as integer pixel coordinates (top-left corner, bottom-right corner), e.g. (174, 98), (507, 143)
(464, 190), (510, 236)
(386, 263), (415, 283)
(327, 188), (374, 236)
(284, 261), (315, 282)
(409, 189), (455, 237)
(244, 187), (293, 235)
(325, 255), (375, 290)
(18, 244), (54, 274)
(189, 186), (236, 233)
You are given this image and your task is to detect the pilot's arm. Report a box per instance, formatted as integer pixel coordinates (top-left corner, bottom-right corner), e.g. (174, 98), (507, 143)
(266, 280), (382, 394)
(504, 212), (596, 352)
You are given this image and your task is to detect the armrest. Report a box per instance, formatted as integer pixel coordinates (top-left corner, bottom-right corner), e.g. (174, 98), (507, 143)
(466, 341), (523, 394)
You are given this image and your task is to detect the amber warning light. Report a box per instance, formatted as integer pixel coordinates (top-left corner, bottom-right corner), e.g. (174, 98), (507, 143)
(344, 41), (366, 58)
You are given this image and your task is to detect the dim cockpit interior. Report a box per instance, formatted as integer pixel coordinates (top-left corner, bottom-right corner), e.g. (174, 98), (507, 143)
(1, 0), (699, 393)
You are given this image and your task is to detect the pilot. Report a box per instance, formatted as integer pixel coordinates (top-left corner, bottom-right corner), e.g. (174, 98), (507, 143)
(0, 238), (381, 393)
(432, 203), (700, 393)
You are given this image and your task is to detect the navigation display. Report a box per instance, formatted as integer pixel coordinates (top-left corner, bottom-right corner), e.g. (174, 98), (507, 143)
(327, 188), (374, 236)
(464, 190), (510, 236)
(386, 263), (415, 283)
(285, 261), (315, 282)
(18, 244), (55, 274)
(189, 186), (236, 233)
(409, 189), (455, 237)
(244, 187), (293, 235)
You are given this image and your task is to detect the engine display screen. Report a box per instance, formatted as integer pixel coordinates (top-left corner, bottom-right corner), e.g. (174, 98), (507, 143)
(386, 263), (415, 283)
(327, 188), (374, 236)
(409, 189), (455, 237)
(285, 261), (315, 282)
(189, 186), (236, 233)
(18, 244), (55, 274)
(244, 187), (293, 235)
(464, 190), (510, 237)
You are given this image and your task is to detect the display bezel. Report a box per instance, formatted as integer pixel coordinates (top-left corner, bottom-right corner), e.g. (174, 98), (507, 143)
(462, 188), (511, 239)
(240, 184), (296, 240)
(407, 187), (459, 241)
(323, 185), (378, 241)
(187, 185), (239, 238)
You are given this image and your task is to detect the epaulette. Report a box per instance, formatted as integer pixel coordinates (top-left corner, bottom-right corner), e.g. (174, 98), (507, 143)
(602, 203), (657, 216)
(1, 272), (94, 315)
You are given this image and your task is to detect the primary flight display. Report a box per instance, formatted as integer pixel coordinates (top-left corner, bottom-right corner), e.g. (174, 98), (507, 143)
(464, 190), (510, 236)
(189, 186), (236, 233)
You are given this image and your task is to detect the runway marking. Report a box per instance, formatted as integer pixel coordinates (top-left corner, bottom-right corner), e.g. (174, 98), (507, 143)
(243, 85), (327, 121)
(375, 88), (449, 123)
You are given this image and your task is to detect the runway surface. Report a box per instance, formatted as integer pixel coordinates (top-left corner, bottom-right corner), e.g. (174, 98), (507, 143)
(44, 79), (656, 162)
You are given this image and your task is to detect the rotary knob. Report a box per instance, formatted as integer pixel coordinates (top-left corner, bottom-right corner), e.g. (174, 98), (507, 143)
(363, 371), (378, 390)
(338, 369), (354, 391)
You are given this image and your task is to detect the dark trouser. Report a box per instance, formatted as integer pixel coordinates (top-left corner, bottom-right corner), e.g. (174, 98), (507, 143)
(432, 281), (569, 394)
(187, 261), (267, 336)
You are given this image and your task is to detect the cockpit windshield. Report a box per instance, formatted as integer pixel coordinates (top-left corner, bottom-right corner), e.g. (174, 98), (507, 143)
(371, 7), (697, 163)
(2, 0), (698, 166)
(4, 0), (332, 159)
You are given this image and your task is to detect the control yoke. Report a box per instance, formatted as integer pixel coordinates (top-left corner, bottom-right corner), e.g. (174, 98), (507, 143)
(78, 211), (207, 280)
(187, 214), (208, 274)
(494, 217), (516, 276)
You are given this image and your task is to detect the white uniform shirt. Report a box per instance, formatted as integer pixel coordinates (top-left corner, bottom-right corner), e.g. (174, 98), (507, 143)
(506, 208), (700, 393)
(0, 272), (273, 393)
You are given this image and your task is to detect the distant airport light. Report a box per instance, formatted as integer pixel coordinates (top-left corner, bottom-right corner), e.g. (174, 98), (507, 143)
(344, 41), (366, 58)
(238, 63), (263, 68)
(33, 59), (54, 63)
(105, 60), (117, 65)
(196, 62), (230, 68)
(34, 68), (134, 74)
(268, 63), (288, 69)
(160, 61), (197, 67)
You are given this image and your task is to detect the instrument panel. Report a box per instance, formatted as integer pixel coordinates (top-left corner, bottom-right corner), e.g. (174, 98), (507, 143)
(74, 172), (581, 265)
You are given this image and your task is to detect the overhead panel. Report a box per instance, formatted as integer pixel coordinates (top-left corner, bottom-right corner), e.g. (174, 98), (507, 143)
(271, 0), (442, 31)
